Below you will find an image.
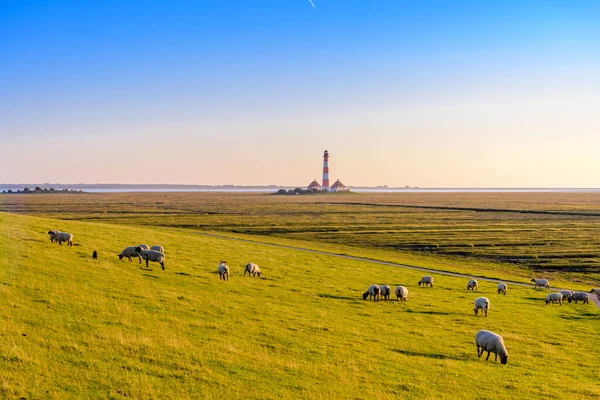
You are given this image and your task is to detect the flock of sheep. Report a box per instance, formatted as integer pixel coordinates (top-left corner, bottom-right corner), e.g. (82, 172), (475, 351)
(47, 228), (598, 366)
(362, 275), (598, 365)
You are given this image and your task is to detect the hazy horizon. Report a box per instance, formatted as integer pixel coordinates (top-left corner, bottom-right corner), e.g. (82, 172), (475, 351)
(2, 1), (599, 187)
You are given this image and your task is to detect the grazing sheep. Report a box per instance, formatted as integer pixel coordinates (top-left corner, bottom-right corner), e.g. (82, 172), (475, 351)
(545, 292), (563, 306)
(218, 260), (229, 281)
(497, 283), (507, 295)
(137, 244), (150, 250)
(418, 276), (433, 287)
(571, 292), (589, 304)
(559, 290), (574, 303)
(48, 230), (58, 243)
(48, 231), (73, 246)
(150, 245), (164, 253)
(590, 289), (600, 300)
(244, 263), (262, 278)
(118, 246), (142, 263)
(474, 297), (490, 317)
(395, 286), (408, 302)
(379, 285), (391, 300)
(92, 250), (98, 260)
(467, 279), (478, 291)
(135, 247), (165, 270)
(475, 330), (509, 364)
(362, 285), (381, 302)
(531, 278), (550, 289)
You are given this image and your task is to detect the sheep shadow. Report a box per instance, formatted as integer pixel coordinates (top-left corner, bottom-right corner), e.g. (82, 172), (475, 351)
(318, 294), (355, 301)
(139, 268), (153, 271)
(142, 274), (159, 279)
(524, 297), (544, 301)
(404, 310), (451, 316)
(560, 313), (600, 321)
(391, 349), (467, 361)
(174, 272), (191, 277)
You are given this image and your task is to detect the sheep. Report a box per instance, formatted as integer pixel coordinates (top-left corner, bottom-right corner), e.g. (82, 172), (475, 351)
(135, 247), (165, 270)
(590, 289), (600, 300)
(150, 245), (164, 253)
(559, 290), (574, 303)
(244, 263), (262, 278)
(531, 278), (550, 289)
(475, 330), (509, 364)
(118, 246), (142, 263)
(48, 230), (58, 243)
(379, 285), (391, 300)
(545, 292), (563, 306)
(218, 260), (229, 281)
(137, 244), (150, 250)
(362, 285), (381, 302)
(418, 276), (433, 287)
(467, 279), (478, 291)
(48, 230), (73, 246)
(571, 292), (589, 304)
(497, 283), (507, 295)
(395, 286), (408, 302)
(473, 297), (490, 317)
(92, 250), (98, 260)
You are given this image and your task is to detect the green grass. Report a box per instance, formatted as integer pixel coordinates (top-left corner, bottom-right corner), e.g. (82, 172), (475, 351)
(1, 212), (598, 399)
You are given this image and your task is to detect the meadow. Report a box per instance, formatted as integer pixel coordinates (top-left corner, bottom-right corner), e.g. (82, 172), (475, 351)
(0, 192), (599, 398)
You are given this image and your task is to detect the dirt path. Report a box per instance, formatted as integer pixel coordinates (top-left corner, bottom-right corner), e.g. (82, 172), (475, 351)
(192, 231), (600, 309)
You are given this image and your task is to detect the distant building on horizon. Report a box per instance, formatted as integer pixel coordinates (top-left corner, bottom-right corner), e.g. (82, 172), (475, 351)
(330, 179), (348, 192)
(307, 179), (322, 191)
(322, 150), (330, 191)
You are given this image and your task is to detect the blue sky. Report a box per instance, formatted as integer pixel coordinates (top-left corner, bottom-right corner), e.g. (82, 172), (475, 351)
(1, 1), (599, 186)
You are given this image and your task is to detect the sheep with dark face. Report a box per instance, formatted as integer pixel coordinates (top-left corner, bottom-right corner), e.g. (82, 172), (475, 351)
(571, 292), (589, 304)
(467, 279), (478, 291)
(395, 286), (408, 302)
(137, 244), (150, 250)
(92, 250), (98, 260)
(150, 245), (164, 253)
(244, 263), (261, 278)
(559, 290), (574, 303)
(118, 246), (142, 263)
(218, 260), (229, 281)
(418, 276), (433, 287)
(475, 330), (509, 365)
(497, 283), (507, 295)
(135, 247), (165, 270)
(379, 285), (391, 300)
(362, 285), (381, 302)
(531, 278), (550, 289)
(48, 230), (73, 246)
(590, 289), (600, 300)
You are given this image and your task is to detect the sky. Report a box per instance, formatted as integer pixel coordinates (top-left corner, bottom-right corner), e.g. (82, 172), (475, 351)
(1, 0), (600, 187)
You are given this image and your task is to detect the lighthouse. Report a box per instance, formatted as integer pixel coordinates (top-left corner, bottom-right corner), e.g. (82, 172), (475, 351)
(322, 150), (330, 191)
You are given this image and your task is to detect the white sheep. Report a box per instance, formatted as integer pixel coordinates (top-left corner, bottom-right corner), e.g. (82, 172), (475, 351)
(418, 276), (433, 287)
(137, 244), (150, 250)
(571, 292), (589, 304)
(590, 289), (600, 300)
(559, 290), (574, 302)
(362, 285), (381, 302)
(118, 246), (142, 263)
(545, 292), (563, 306)
(150, 245), (164, 253)
(531, 278), (550, 289)
(497, 283), (507, 295)
(244, 263), (262, 278)
(48, 230), (73, 246)
(475, 330), (509, 364)
(467, 279), (478, 291)
(395, 286), (408, 302)
(218, 260), (229, 281)
(473, 297), (490, 317)
(379, 285), (391, 300)
(135, 247), (165, 270)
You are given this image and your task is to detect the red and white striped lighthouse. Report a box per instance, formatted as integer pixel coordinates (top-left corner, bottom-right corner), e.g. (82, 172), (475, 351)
(322, 150), (330, 191)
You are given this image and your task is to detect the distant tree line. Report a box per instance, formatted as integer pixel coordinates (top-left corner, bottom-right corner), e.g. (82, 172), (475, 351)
(1, 187), (83, 194)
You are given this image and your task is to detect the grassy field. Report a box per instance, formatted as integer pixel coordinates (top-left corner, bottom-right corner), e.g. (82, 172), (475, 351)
(2, 191), (600, 283)
(0, 209), (599, 398)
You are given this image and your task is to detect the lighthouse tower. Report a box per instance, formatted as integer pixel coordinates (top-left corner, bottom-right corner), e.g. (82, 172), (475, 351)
(322, 150), (330, 191)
